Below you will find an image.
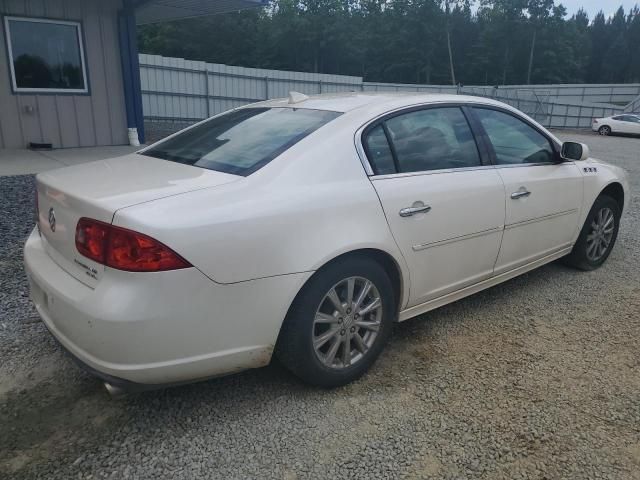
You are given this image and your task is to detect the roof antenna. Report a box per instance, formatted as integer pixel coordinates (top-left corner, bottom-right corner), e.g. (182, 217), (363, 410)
(288, 91), (309, 104)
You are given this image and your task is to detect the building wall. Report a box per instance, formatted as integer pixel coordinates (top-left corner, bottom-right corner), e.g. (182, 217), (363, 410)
(0, 0), (128, 149)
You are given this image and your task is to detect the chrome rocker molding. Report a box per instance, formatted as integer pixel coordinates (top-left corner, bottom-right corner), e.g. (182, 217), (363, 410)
(398, 245), (573, 321)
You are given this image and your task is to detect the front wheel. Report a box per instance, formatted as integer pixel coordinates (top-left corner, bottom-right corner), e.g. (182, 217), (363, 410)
(275, 256), (395, 387)
(598, 125), (611, 136)
(563, 195), (621, 271)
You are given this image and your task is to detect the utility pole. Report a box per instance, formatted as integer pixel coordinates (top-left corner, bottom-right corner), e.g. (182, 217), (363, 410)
(527, 28), (537, 84)
(447, 28), (456, 86)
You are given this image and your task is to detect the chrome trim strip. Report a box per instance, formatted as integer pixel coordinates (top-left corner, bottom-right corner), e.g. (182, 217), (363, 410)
(496, 161), (575, 169)
(370, 164), (497, 180)
(353, 99), (568, 177)
(504, 208), (579, 230)
(412, 226), (504, 252)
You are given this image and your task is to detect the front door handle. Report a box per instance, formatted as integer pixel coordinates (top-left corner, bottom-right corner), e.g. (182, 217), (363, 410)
(399, 202), (432, 217)
(511, 189), (531, 200)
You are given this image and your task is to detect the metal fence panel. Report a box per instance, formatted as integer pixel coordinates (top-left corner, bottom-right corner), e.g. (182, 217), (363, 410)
(624, 94), (640, 113)
(140, 54), (635, 139)
(140, 54), (362, 123)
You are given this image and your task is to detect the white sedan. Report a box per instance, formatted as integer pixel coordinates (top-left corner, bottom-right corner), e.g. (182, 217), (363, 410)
(592, 114), (640, 136)
(25, 93), (629, 393)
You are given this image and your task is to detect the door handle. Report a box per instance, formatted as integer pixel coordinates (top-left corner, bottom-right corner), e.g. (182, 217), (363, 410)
(511, 189), (531, 200)
(399, 203), (431, 217)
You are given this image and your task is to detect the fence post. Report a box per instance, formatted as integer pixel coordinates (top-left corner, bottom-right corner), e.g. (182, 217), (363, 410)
(264, 76), (270, 100)
(204, 65), (210, 118)
(318, 80), (323, 94)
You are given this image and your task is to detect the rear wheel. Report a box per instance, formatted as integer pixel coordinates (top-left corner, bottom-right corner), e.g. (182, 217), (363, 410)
(276, 256), (395, 387)
(563, 195), (620, 271)
(598, 125), (611, 136)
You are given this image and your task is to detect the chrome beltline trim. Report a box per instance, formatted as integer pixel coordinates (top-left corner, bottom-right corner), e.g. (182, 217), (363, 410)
(504, 208), (579, 230)
(412, 226), (504, 252)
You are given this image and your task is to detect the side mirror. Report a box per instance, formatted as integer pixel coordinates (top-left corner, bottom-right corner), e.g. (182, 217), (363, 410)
(561, 142), (590, 161)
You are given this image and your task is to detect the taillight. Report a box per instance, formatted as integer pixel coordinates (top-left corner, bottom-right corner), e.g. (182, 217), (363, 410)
(76, 218), (109, 263)
(75, 218), (191, 272)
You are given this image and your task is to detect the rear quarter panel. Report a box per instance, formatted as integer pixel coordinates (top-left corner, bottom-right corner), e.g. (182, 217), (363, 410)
(113, 116), (409, 301)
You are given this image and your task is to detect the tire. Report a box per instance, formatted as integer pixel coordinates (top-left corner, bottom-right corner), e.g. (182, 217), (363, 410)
(563, 195), (621, 271)
(275, 255), (395, 387)
(598, 125), (611, 136)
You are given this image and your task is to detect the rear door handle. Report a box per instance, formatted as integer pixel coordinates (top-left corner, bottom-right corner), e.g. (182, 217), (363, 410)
(511, 189), (531, 200)
(399, 203), (431, 217)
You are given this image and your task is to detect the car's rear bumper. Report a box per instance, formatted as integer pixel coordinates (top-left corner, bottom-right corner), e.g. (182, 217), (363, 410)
(24, 227), (310, 385)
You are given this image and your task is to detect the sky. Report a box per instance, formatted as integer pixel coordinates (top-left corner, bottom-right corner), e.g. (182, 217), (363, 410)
(558, 0), (638, 18)
(470, 1), (639, 18)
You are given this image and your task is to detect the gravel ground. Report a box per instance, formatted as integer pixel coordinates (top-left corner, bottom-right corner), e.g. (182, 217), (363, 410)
(1, 132), (639, 480)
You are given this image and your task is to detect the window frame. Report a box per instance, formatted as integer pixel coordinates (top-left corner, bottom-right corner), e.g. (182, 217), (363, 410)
(467, 105), (562, 167)
(360, 103), (490, 177)
(3, 15), (90, 95)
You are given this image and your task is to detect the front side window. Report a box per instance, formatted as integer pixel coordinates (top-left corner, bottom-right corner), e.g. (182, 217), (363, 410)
(381, 107), (481, 173)
(622, 115), (640, 123)
(4, 17), (88, 93)
(142, 107), (341, 176)
(474, 108), (555, 165)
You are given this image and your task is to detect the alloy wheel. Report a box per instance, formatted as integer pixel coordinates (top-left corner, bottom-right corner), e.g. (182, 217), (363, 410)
(312, 276), (383, 369)
(586, 207), (615, 262)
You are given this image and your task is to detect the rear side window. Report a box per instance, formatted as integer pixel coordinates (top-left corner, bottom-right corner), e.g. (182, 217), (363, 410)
(385, 108), (481, 172)
(142, 107), (341, 176)
(362, 107), (482, 175)
(474, 108), (555, 165)
(363, 125), (396, 175)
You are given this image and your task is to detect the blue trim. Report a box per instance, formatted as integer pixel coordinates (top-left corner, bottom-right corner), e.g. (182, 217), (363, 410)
(118, 0), (145, 143)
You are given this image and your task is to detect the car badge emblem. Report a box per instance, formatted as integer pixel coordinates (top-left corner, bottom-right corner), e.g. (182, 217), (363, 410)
(48, 207), (56, 232)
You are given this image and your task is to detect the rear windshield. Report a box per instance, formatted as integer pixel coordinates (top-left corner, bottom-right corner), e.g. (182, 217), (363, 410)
(141, 107), (341, 176)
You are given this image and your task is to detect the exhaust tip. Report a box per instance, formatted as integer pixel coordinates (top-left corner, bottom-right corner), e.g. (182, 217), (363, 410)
(104, 382), (126, 398)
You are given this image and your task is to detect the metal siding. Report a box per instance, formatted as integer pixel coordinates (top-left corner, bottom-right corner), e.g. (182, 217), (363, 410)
(0, 11), (21, 148)
(0, 0), (128, 148)
(84, 0), (111, 145)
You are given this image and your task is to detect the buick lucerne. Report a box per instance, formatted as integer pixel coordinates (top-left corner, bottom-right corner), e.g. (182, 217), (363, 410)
(24, 93), (629, 392)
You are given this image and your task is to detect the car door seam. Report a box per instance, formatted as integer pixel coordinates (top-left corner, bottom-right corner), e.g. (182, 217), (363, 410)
(365, 175), (413, 307)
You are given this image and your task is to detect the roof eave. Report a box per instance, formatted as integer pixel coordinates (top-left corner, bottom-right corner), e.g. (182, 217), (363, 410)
(135, 0), (267, 25)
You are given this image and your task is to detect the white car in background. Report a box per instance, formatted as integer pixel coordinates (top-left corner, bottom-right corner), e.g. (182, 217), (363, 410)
(25, 93), (629, 394)
(592, 114), (640, 136)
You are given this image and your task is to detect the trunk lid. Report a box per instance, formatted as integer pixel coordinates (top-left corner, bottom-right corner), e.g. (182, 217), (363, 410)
(36, 153), (239, 287)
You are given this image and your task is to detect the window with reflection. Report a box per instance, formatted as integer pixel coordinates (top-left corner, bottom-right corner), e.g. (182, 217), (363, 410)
(474, 108), (555, 165)
(5, 17), (88, 93)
